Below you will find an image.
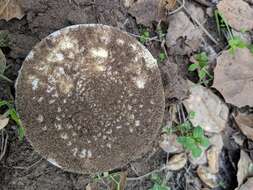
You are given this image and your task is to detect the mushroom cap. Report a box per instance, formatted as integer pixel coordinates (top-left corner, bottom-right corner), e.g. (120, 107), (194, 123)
(15, 24), (165, 174)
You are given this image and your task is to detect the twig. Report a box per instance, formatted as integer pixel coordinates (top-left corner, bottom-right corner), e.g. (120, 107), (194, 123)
(0, 0), (10, 16)
(177, 0), (219, 45)
(127, 165), (167, 181)
(0, 74), (13, 83)
(168, 0), (185, 15)
(8, 158), (43, 170)
(0, 129), (8, 161)
(128, 33), (163, 42)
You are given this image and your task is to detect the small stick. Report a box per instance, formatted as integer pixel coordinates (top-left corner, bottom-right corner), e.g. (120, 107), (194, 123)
(127, 165), (167, 181)
(0, 130), (8, 161)
(177, 0), (219, 45)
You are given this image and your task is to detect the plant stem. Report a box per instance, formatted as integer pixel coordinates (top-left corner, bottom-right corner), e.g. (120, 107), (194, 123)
(0, 74), (13, 83)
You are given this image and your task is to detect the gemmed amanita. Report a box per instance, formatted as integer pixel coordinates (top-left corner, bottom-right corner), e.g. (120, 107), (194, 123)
(15, 24), (165, 173)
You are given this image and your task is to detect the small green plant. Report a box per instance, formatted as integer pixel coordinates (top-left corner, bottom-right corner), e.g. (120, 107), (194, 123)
(139, 29), (150, 44)
(0, 100), (25, 140)
(188, 52), (213, 86)
(93, 172), (122, 190)
(158, 52), (166, 62)
(214, 10), (253, 54)
(149, 173), (170, 190)
(164, 112), (210, 158)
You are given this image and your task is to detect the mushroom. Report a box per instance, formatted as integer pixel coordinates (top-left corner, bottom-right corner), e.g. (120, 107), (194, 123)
(15, 24), (165, 174)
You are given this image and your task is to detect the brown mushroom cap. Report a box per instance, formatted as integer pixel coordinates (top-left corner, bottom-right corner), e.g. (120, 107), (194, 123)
(15, 24), (165, 174)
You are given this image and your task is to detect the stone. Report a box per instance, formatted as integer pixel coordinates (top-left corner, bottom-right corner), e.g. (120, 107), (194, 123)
(15, 24), (165, 174)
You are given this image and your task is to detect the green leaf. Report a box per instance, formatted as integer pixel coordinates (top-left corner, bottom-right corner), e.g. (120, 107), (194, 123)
(151, 173), (162, 184)
(18, 126), (25, 141)
(198, 69), (206, 80)
(177, 136), (196, 150)
(0, 49), (6, 75)
(196, 52), (208, 68)
(200, 136), (210, 148)
(0, 100), (9, 108)
(177, 121), (192, 133)
(193, 126), (204, 139)
(191, 146), (202, 158)
(159, 52), (166, 62)
(188, 64), (198, 71)
(188, 111), (196, 120)
(228, 36), (247, 54)
(149, 183), (170, 190)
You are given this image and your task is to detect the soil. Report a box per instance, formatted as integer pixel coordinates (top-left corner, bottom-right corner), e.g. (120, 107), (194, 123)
(0, 0), (248, 189)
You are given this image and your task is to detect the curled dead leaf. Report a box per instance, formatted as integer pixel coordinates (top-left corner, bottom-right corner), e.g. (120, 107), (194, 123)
(159, 133), (183, 154)
(128, 0), (167, 26)
(166, 153), (187, 171)
(0, 114), (9, 130)
(207, 146), (219, 174)
(237, 151), (253, 187)
(235, 112), (253, 141)
(0, 0), (24, 21)
(197, 165), (218, 188)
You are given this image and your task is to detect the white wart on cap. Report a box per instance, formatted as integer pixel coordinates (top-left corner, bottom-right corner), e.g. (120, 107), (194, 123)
(15, 24), (165, 174)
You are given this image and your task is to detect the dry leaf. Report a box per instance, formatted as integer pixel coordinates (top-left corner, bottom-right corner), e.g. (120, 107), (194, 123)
(214, 48), (253, 107)
(209, 134), (224, 152)
(184, 82), (229, 133)
(166, 153), (187, 171)
(232, 133), (246, 147)
(217, 0), (253, 31)
(235, 112), (253, 141)
(0, 0), (24, 21)
(237, 150), (253, 187)
(0, 114), (9, 130)
(197, 166), (218, 188)
(166, 6), (204, 55)
(159, 133), (184, 154)
(161, 60), (189, 100)
(128, 0), (167, 26)
(238, 178), (253, 190)
(207, 146), (219, 174)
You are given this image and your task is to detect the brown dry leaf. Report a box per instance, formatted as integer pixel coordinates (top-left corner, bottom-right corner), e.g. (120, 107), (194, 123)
(217, 0), (253, 31)
(184, 82), (229, 133)
(166, 153), (187, 171)
(213, 48), (253, 107)
(161, 60), (189, 100)
(128, 0), (167, 26)
(0, 0), (24, 21)
(235, 112), (253, 141)
(207, 146), (219, 174)
(0, 114), (9, 130)
(166, 4), (204, 55)
(209, 134), (224, 152)
(237, 150), (253, 187)
(238, 178), (253, 190)
(159, 133), (184, 154)
(197, 166), (218, 188)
